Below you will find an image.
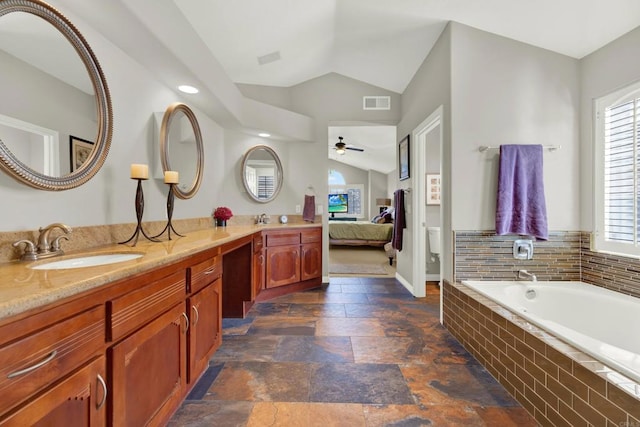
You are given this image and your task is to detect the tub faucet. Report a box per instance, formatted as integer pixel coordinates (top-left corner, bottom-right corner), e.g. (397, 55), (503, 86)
(13, 223), (72, 261)
(517, 269), (537, 282)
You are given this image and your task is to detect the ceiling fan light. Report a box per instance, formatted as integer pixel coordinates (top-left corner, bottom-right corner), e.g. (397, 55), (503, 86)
(336, 147), (345, 155)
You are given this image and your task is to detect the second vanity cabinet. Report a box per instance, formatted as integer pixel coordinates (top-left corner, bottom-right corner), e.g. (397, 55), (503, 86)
(264, 228), (322, 289)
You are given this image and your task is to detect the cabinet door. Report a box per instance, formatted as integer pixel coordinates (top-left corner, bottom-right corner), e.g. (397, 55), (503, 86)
(301, 242), (322, 281)
(187, 279), (221, 384)
(265, 245), (300, 288)
(110, 303), (187, 427)
(253, 249), (265, 298)
(1, 356), (107, 427)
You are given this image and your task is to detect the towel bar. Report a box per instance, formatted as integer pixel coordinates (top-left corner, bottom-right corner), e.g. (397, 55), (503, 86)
(478, 145), (560, 152)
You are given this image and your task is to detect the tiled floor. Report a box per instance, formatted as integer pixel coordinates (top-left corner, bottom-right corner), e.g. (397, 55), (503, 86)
(169, 277), (538, 426)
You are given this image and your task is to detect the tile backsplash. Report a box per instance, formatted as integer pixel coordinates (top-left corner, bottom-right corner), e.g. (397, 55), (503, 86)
(454, 230), (640, 298)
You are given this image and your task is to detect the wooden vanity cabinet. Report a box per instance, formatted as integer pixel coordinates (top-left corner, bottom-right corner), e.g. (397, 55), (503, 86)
(263, 228), (322, 289)
(252, 234), (265, 299)
(0, 303), (105, 425)
(108, 269), (188, 427)
(110, 303), (187, 427)
(2, 356), (107, 427)
(301, 228), (322, 281)
(187, 255), (222, 384)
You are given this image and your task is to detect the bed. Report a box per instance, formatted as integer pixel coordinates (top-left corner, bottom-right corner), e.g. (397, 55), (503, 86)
(328, 221), (393, 247)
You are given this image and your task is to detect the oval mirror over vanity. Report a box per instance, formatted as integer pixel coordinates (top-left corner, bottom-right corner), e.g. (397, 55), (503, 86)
(159, 102), (204, 200)
(0, 0), (112, 190)
(241, 145), (283, 203)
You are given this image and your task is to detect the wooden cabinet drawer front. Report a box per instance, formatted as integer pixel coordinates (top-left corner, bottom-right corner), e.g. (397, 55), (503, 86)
(108, 270), (185, 342)
(253, 234), (264, 253)
(0, 305), (105, 417)
(190, 256), (222, 294)
(266, 232), (300, 247)
(301, 228), (321, 243)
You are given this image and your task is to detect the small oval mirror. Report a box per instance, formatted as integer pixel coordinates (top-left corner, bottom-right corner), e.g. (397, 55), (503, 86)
(159, 103), (204, 200)
(241, 145), (283, 203)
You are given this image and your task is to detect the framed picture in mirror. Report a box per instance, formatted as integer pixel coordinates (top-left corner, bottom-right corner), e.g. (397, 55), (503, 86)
(70, 136), (94, 172)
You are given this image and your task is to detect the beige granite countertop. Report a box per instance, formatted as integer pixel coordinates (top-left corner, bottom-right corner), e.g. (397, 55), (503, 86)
(0, 222), (321, 321)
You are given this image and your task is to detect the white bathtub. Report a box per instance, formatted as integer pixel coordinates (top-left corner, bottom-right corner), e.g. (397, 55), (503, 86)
(461, 280), (640, 384)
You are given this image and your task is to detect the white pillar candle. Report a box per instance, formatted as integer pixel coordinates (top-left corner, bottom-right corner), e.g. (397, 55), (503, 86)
(164, 170), (179, 184)
(130, 163), (149, 179)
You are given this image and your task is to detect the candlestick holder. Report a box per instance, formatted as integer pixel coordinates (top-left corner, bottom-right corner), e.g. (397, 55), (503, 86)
(151, 183), (184, 240)
(119, 179), (159, 246)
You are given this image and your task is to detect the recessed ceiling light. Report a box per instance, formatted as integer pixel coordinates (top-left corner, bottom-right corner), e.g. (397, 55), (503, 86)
(258, 133), (270, 138)
(178, 85), (199, 94)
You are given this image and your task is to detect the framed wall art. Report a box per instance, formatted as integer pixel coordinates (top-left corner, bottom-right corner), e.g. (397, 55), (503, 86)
(398, 135), (410, 181)
(426, 173), (441, 205)
(70, 135), (94, 172)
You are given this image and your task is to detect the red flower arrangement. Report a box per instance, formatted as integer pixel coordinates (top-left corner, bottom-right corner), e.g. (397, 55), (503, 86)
(213, 206), (233, 221)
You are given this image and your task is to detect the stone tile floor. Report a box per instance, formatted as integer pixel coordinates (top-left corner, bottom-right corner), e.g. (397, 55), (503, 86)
(169, 277), (538, 426)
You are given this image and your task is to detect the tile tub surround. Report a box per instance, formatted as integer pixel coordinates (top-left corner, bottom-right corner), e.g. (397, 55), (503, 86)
(453, 230), (640, 299)
(443, 281), (640, 426)
(453, 231), (582, 282)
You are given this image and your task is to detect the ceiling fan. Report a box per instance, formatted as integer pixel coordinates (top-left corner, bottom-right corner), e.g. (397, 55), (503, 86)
(333, 136), (364, 155)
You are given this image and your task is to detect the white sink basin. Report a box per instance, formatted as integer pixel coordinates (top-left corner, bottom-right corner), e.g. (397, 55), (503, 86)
(30, 253), (144, 270)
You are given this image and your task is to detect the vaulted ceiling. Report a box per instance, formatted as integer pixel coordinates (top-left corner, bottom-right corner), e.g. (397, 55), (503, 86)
(55, 0), (640, 174)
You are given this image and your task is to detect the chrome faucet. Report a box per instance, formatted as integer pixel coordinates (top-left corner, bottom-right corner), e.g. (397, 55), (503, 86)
(517, 269), (537, 282)
(13, 223), (72, 261)
(256, 213), (269, 225)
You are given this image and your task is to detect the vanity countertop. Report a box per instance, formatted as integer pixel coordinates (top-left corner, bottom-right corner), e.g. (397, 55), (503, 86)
(0, 222), (321, 321)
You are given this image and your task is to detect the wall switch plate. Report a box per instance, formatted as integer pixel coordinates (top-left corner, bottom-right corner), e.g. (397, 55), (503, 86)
(295, 205), (301, 213)
(317, 204), (323, 214)
(513, 239), (534, 260)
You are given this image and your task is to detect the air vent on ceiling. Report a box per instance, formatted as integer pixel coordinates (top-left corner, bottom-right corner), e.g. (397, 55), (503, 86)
(363, 96), (390, 110)
(257, 51), (281, 65)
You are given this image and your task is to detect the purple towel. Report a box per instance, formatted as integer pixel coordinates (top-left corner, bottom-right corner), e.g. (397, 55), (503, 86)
(495, 144), (548, 240)
(392, 189), (406, 250)
(303, 195), (315, 222)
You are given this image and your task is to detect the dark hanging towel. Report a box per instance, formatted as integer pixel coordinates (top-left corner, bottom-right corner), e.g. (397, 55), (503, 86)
(392, 189), (406, 251)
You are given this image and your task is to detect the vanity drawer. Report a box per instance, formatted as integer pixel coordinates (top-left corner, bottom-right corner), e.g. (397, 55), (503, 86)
(266, 232), (300, 247)
(301, 229), (321, 243)
(0, 304), (105, 417)
(108, 270), (185, 342)
(190, 255), (222, 294)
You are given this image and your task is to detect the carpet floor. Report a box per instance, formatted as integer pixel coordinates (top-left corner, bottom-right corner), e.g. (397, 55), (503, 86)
(328, 246), (395, 278)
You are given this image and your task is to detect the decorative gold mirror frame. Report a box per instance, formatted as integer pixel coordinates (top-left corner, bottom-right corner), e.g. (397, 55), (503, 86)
(241, 144), (283, 203)
(159, 102), (204, 200)
(0, 0), (112, 190)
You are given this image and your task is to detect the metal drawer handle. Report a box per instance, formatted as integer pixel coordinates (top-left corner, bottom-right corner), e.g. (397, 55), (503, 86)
(191, 305), (200, 326)
(204, 266), (217, 275)
(181, 312), (189, 333)
(7, 350), (57, 379)
(96, 374), (107, 410)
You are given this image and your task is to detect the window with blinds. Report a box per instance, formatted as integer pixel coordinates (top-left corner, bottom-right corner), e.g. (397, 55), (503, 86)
(595, 81), (640, 256)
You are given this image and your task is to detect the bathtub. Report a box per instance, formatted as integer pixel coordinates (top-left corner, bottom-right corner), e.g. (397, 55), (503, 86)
(461, 280), (640, 384)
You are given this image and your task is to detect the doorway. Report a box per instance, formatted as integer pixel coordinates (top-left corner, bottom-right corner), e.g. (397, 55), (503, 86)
(411, 106), (443, 302)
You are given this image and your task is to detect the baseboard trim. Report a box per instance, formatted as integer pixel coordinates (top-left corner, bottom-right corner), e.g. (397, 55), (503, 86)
(395, 272), (414, 295)
(425, 273), (440, 281)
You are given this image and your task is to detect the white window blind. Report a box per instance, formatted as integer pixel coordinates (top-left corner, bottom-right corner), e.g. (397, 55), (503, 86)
(595, 81), (640, 256)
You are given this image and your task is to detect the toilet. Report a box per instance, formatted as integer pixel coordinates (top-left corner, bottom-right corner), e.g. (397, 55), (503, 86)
(428, 226), (440, 261)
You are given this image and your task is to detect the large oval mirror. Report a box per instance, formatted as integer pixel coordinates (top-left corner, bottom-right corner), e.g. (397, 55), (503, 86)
(241, 145), (283, 203)
(159, 103), (204, 200)
(0, 0), (112, 190)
